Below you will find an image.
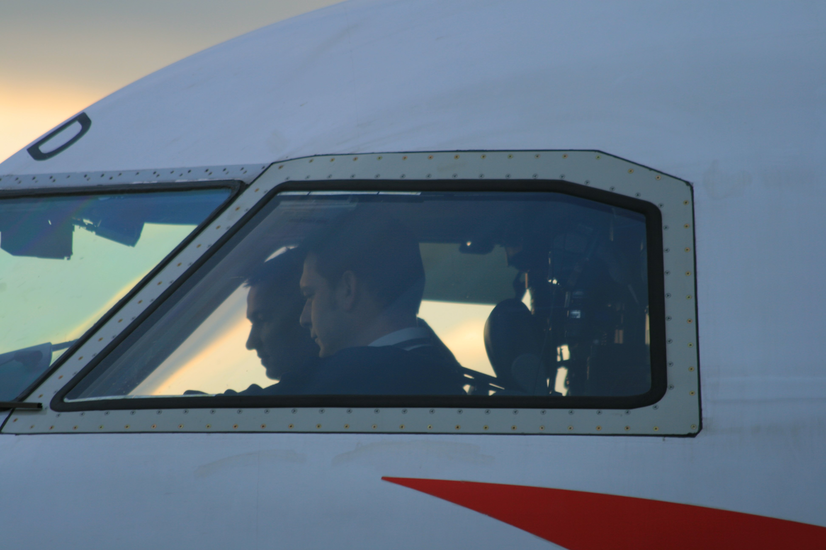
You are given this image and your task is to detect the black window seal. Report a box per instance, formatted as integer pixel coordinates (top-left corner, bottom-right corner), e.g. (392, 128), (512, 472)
(2, 179), (243, 403)
(52, 177), (666, 412)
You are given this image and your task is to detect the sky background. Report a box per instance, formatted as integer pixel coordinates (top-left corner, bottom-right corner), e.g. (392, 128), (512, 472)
(0, 0), (343, 164)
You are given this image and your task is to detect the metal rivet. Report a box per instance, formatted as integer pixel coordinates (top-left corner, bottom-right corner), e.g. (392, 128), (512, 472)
(402, 156), (407, 160)
(568, 426), (573, 431)
(377, 156), (382, 160)
(180, 424), (185, 429)
(344, 424), (350, 429)
(151, 424), (156, 429)
(481, 154), (486, 159)
(686, 271), (691, 276)
(684, 200), (690, 205)
(330, 158), (335, 162)
(690, 391), (696, 396)
(455, 425), (461, 430)
(511, 425), (517, 431)
(261, 424), (266, 429)
(691, 424), (697, 430)
(428, 425), (433, 429)
(539, 425), (545, 431)
(625, 426), (630, 431)
(454, 155), (460, 159)
(316, 424), (322, 429)
(372, 424), (377, 429)
(689, 367), (695, 371)
(596, 155), (601, 159)
(279, 165), (284, 169)
(428, 155), (433, 159)
(596, 426), (602, 431)
(309, 159), (314, 163)
(353, 157), (358, 161)
(687, 319), (693, 323)
(138, 300), (143, 304)
(124, 425), (129, 429)
(399, 425), (405, 429)
(628, 169), (634, 173)
(206, 424), (211, 429)
(73, 426), (78, 430)
(656, 175), (661, 180)
(483, 425), (488, 430)
(289, 424), (294, 429)
(508, 154), (513, 159)
(654, 426), (659, 431)
(254, 188), (260, 192)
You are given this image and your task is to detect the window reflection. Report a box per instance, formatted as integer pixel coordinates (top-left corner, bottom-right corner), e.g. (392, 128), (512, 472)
(0, 188), (231, 401)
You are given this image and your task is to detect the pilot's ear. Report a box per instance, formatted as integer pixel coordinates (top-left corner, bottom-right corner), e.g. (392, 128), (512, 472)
(337, 270), (358, 311)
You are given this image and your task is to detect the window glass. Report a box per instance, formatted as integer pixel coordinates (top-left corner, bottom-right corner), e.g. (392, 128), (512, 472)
(0, 188), (231, 400)
(66, 188), (653, 402)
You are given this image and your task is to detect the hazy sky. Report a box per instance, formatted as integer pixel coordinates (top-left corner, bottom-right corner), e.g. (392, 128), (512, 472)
(0, 0), (343, 164)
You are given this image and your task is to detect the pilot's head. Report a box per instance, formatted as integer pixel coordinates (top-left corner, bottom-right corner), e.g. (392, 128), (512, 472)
(299, 213), (425, 357)
(245, 248), (319, 380)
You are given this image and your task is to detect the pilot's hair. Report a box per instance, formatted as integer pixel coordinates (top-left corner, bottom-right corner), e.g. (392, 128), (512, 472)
(245, 247), (306, 303)
(305, 212), (425, 316)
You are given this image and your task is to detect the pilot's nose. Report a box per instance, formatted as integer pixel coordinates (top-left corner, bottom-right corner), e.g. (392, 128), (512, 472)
(300, 300), (311, 329)
(246, 324), (259, 351)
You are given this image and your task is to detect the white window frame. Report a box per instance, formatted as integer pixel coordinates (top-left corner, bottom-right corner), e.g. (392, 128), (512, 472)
(3, 152), (700, 436)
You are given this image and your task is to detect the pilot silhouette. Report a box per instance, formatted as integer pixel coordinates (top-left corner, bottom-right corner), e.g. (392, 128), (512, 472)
(225, 248), (320, 395)
(298, 213), (464, 395)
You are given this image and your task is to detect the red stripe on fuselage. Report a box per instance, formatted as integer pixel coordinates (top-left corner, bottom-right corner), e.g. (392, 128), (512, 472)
(382, 477), (826, 549)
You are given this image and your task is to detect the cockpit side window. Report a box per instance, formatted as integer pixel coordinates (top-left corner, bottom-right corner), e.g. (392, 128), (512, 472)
(0, 186), (233, 401)
(62, 184), (664, 409)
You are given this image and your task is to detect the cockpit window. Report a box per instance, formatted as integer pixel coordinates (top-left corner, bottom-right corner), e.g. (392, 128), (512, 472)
(0, 187), (232, 401)
(65, 185), (662, 407)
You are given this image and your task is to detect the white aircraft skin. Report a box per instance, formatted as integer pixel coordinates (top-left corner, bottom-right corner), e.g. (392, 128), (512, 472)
(1, 1), (825, 548)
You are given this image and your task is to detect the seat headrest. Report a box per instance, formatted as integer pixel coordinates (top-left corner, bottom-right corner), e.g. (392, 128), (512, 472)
(484, 298), (544, 387)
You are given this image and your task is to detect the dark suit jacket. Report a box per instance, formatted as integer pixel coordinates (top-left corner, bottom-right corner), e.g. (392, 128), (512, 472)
(301, 344), (465, 395)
